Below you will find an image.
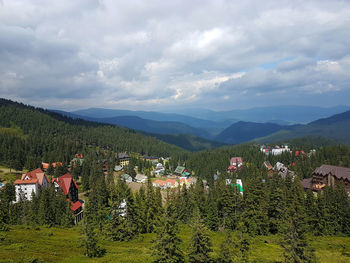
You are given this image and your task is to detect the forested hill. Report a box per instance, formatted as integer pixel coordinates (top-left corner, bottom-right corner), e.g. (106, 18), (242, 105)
(254, 110), (350, 145)
(215, 121), (285, 144)
(0, 98), (186, 170)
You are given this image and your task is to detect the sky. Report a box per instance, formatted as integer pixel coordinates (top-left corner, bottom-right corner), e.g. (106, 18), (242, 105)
(0, 0), (350, 111)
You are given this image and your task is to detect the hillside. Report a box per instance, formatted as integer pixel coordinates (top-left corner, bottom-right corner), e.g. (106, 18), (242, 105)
(149, 133), (225, 151)
(2, 225), (350, 263)
(215, 121), (285, 144)
(254, 110), (350, 144)
(0, 98), (187, 170)
(55, 112), (212, 139)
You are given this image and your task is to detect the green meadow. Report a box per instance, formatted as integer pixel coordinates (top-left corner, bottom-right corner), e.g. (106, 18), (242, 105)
(1, 225), (350, 262)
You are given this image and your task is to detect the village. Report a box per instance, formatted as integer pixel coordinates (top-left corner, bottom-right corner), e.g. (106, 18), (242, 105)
(8, 143), (350, 227)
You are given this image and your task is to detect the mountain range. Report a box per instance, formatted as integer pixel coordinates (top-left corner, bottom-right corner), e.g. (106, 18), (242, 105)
(62, 105), (350, 145)
(3, 98), (350, 151)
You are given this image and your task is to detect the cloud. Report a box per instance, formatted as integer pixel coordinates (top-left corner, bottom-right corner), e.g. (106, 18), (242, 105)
(0, 0), (350, 110)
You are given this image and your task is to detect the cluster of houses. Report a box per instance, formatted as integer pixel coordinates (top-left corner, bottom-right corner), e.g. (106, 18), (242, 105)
(227, 157), (243, 172)
(260, 145), (291, 156)
(14, 168), (83, 224)
(263, 161), (296, 179)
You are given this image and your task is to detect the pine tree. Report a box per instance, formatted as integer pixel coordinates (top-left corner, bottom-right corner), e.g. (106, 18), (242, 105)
(152, 206), (184, 263)
(217, 230), (241, 263)
(188, 208), (212, 263)
(81, 201), (105, 258)
(282, 177), (316, 263)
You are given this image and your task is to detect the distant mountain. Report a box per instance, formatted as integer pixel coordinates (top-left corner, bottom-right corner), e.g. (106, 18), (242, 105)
(215, 121), (285, 144)
(255, 110), (350, 145)
(53, 110), (212, 138)
(93, 115), (212, 138)
(71, 108), (229, 133)
(177, 105), (350, 124)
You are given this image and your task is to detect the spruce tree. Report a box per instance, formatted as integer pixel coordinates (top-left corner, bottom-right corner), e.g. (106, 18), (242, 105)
(152, 206), (184, 263)
(282, 177), (316, 263)
(188, 208), (212, 263)
(217, 230), (241, 263)
(81, 200), (105, 258)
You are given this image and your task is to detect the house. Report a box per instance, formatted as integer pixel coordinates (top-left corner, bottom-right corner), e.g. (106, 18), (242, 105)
(263, 161), (274, 175)
(153, 179), (179, 189)
(179, 177), (197, 188)
(152, 167), (165, 177)
(70, 157), (84, 167)
(274, 162), (295, 179)
(227, 157), (243, 172)
(156, 163), (163, 170)
(261, 145), (291, 156)
(271, 145), (291, 155)
(52, 173), (82, 223)
(225, 178), (244, 195)
(41, 162), (63, 171)
(52, 173), (79, 202)
(118, 152), (130, 167)
(153, 180), (166, 189)
(118, 199), (127, 217)
(174, 166), (185, 176)
(142, 155), (159, 162)
(114, 165), (123, 172)
(135, 174), (147, 183)
(120, 174), (133, 183)
(165, 179), (178, 188)
(302, 165), (350, 194)
(14, 168), (49, 202)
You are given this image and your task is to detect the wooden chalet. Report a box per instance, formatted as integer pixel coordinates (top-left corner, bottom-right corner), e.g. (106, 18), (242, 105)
(302, 165), (350, 194)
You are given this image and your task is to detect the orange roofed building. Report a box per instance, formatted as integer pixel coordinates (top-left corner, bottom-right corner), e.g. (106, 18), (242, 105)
(14, 168), (50, 202)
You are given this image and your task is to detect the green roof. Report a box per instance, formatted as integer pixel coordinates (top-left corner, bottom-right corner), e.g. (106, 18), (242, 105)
(174, 166), (185, 174)
(121, 174), (131, 179)
(72, 158), (84, 165)
(114, 165), (123, 172)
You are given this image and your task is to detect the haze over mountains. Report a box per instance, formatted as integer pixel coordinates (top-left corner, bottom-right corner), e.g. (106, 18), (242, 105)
(53, 105), (350, 147)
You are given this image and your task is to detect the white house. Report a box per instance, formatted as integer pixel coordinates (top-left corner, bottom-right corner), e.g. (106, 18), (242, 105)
(14, 181), (38, 202)
(135, 174), (147, 183)
(14, 168), (49, 202)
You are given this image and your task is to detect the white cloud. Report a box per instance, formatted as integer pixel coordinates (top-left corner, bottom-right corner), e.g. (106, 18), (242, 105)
(0, 0), (350, 110)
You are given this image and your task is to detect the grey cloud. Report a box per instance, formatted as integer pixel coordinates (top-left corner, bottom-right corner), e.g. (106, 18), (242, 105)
(0, 0), (350, 110)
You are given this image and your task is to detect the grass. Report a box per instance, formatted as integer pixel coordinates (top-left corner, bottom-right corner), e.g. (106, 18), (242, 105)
(1, 225), (350, 262)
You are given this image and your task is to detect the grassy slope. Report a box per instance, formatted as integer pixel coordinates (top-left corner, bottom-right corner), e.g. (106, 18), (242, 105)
(1, 226), (350, 262)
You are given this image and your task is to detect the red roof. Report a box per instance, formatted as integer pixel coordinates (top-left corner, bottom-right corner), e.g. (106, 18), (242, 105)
(70, 201), (82, 212)
(14, 178), (38, 185)
(153, 180), (166, 186)
(42, 162), (50, 169)
(231, 157), (243, 164)
(166, 179), (176, 185)
(19, 168), (48, 187)
(52, 173), (78, 196)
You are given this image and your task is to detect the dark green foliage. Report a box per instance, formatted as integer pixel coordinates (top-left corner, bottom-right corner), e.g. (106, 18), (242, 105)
(242, 177), (269, 236)
(217, 231), (241, 263)
(152, 206), (184, 263)
(282, 177), (316, 263)
(188, 208), (212, 263)
(0, 99), (186, 171)
(81, 214), (105, 258)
